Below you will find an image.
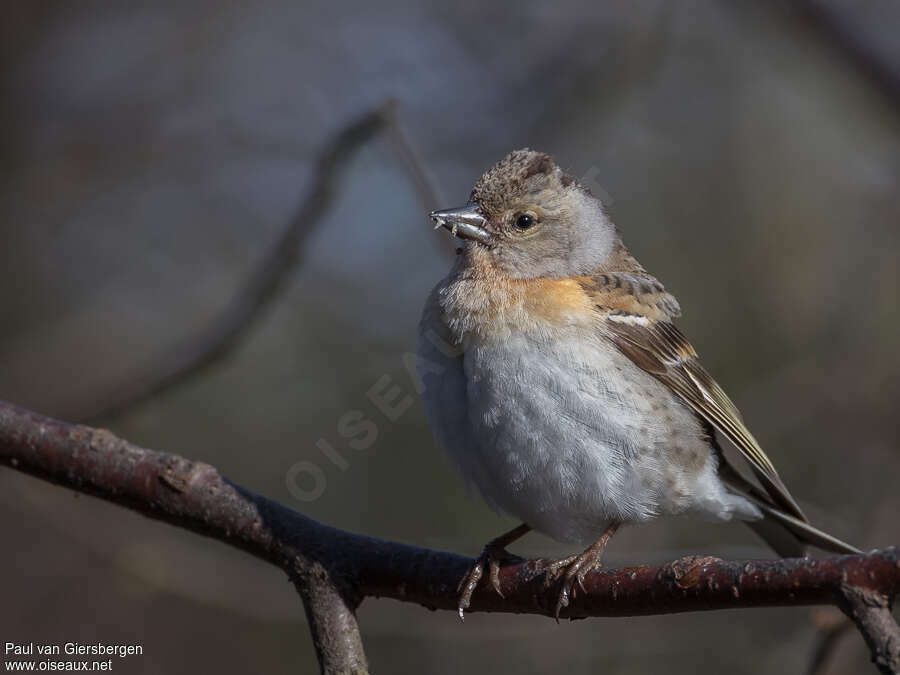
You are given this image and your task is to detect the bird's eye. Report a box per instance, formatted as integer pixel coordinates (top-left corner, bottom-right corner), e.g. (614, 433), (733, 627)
(514, 213), (535, 231)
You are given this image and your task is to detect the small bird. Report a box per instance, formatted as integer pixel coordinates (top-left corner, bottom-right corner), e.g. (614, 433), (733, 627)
(417, 149), (860, 620)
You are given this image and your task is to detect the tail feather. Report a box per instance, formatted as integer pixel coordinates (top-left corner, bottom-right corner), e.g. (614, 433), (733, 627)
(748, 497), (861, 556)
(718, 459), (860, 556)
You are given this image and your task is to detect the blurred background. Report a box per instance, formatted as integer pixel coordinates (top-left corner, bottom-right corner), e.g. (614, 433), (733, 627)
(1, 1), (898, 673)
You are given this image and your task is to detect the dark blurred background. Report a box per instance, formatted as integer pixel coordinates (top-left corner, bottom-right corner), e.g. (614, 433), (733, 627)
(1, 1), (898, 673)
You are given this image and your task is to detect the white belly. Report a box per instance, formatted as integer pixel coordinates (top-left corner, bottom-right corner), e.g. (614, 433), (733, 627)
(418, 319), (753, 544)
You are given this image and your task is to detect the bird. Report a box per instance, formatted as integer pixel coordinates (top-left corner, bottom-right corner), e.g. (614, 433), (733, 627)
(416, 148), (860, 620)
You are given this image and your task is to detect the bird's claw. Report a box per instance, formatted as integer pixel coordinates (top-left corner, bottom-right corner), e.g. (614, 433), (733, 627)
(547, 549), (606, 621)
(554, 567), (595, 620)
(457, 545), (513, 620)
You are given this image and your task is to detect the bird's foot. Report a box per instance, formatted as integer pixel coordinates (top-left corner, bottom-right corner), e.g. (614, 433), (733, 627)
(456, 542), (519, 620)
(545, 523), (620, 621)
(546, 543), (607, 620)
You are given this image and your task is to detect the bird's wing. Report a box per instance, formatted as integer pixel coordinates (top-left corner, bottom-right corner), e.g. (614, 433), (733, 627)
(579, 274), (808, 522)
(578, 271), (683, 321)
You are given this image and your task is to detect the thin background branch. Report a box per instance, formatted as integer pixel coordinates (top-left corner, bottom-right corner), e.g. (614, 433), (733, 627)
(70, 101), (443, 425)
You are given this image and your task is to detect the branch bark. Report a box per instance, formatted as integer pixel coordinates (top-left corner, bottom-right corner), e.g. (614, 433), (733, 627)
(1, 399), (897, 673)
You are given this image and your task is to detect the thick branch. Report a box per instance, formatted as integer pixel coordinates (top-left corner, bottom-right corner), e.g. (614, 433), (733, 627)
(1, 399), (898, 672)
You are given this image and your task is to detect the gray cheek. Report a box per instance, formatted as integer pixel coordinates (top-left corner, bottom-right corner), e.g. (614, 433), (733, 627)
(494, 231), (575, 279)
(566, 194), (617, 274)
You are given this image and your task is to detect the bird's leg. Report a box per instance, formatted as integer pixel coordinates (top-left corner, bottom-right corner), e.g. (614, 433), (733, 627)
(457, 523), (530, 620)
(548, 521), (620, 620)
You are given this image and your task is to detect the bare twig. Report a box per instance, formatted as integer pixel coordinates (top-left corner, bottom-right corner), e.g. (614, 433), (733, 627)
(1, 399), (898, 673)
(73, 101), (443, 424)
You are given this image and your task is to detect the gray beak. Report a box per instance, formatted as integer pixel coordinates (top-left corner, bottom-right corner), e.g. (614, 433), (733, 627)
(429, 205), (493, 245)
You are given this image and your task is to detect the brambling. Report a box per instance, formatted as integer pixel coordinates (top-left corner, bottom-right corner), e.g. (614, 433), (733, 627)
(417, 149), (860, 619)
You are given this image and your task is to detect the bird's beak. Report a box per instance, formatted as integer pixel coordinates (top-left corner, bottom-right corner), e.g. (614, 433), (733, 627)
(429, 205), (493, 245)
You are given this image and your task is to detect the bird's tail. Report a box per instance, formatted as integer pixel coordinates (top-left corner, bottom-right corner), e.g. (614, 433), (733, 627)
(718, 462), (860, 557)
(743, 495), (861, 557)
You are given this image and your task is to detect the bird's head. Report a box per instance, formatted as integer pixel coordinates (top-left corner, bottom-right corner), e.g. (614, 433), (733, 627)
(430, 149), (618, 279)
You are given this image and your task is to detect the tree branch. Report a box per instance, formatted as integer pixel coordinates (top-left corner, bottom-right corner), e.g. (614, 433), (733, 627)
(293, 567), (368, 674)
(1, 399), (897, 673)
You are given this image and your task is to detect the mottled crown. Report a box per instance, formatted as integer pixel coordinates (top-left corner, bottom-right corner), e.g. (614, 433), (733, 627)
(469, 148), (576, 216)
